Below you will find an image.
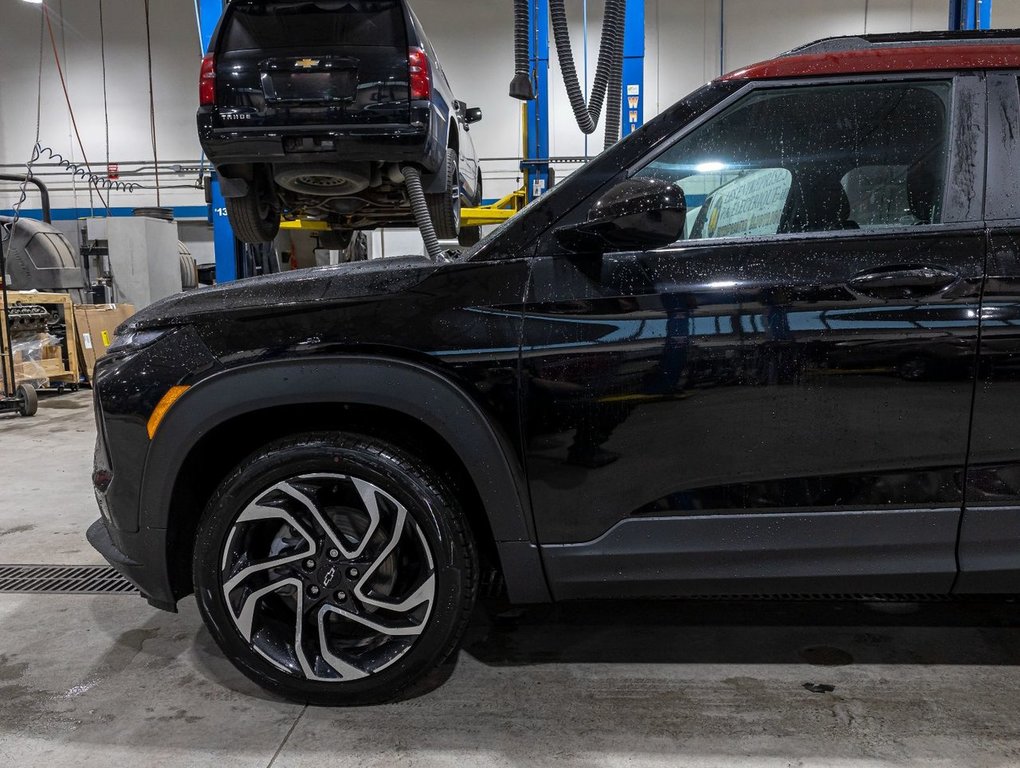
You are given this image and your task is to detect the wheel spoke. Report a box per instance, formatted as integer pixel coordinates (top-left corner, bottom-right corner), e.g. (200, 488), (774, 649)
(354, 502), (435, 614)
(316, 605), (370, 680)
(323, 596), (432, 637)
(275, 478), (379, 559)
(222, 502), (316, 595)
(346, 477), (383, 558)
(234, 577), (302, 642)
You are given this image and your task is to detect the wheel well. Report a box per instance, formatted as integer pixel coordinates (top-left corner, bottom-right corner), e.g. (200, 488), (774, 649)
(448, 124), (459, 154)
(165, 403), (503, 601)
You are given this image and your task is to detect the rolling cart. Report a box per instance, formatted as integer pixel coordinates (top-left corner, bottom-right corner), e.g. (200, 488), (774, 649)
(0, 223), (38, 418)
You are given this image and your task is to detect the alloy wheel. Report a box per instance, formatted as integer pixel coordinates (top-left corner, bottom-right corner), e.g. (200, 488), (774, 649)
(219, 473), (436, 682)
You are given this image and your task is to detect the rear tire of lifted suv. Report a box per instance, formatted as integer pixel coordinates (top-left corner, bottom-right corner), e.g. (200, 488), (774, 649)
(427, 148), (461, 240)
(192, 432), (479, 705)
(226, 187), (280, 245)
(458, 171), (483, 247)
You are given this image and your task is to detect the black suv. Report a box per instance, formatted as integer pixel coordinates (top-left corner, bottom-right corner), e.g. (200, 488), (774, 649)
(198, 0), (484, 247)
(93, 31), (1020, 705)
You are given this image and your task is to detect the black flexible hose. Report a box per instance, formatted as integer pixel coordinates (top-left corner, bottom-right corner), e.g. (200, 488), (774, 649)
(548, 0), (626, 138)
(401, 166), (444, 263)
(510, 0), (535, 100)
(0, 174), (51, 223)
(602, 2), (625, 150)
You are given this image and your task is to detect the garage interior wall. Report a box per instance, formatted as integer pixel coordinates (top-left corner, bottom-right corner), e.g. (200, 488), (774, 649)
(0, 0), (1004, 261)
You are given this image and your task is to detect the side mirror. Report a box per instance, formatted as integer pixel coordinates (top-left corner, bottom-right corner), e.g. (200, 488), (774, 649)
(465, 107), (483, 124)
(556, 178), (687, 254)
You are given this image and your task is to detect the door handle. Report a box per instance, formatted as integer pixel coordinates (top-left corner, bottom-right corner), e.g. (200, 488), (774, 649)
(848, 265), (960, 299)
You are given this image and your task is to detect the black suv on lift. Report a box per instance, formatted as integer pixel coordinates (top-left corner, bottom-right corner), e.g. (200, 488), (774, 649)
(93, 31), (1020, 705)
(198, 0), (484, 247)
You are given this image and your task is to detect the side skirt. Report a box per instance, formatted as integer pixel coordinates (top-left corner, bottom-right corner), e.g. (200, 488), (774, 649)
(541, 508), (961, 599)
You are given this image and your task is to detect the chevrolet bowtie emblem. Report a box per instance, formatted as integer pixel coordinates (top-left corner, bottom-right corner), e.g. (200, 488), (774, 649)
(322, 566), (337, 588)
(295, 58), (320, 69)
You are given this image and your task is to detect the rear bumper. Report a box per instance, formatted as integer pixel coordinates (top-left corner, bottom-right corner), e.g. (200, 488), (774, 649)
(87, 519), (177, 612)
(199, 121), (442, 169)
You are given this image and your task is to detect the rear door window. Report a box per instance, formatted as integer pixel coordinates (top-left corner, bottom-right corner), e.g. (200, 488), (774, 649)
(224, 1), (407, 51)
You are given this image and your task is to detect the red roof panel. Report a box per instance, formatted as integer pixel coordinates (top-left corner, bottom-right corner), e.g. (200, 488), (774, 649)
(720, 43), (1020, 81)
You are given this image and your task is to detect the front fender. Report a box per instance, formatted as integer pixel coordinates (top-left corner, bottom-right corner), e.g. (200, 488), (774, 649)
(142, 355), (550, 603)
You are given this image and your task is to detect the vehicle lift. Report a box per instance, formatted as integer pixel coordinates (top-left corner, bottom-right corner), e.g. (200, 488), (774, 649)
(197, 0), (989, 277)
(951, 0), (992, 29)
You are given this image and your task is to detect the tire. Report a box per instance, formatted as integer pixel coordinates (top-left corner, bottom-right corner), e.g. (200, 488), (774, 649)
(426, 148), (461, 240)
(193, 432), (478, 706)
(226, 187), (280, 245)
(16, 384), (37, 417)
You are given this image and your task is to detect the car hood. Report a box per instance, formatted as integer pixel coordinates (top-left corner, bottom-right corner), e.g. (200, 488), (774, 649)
(122, 256), (440, 332)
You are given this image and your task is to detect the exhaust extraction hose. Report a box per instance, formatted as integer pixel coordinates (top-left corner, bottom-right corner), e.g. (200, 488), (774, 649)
(510, 0), (627, 148)
(510, 0), (535, 101)
(401, 166), (445, 263)
(600, 6), (624, 150)
(549, 0), (625, 147)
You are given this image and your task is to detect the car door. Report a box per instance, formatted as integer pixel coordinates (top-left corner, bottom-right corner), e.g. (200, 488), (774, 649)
(958, 71), (1020, 592)
(522, 74), (987, 599)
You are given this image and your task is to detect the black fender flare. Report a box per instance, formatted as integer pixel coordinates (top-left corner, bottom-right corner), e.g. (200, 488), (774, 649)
(142, 355), (551, 603)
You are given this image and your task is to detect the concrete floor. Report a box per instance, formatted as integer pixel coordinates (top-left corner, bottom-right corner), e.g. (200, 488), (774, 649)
(4, 392), (1020, 766)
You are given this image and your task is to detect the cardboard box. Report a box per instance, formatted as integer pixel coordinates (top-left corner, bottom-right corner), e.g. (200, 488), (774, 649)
(73, 304), (136, 380)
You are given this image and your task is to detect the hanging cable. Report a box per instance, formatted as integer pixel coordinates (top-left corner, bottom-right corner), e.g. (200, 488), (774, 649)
(2, 11), (46, 398)
(5, 13), (47, 237)
(143, 0), (162, 207)
(41, 4), (109, 210)
(28, 145), (141, 194)
(99, 0), (111, 172)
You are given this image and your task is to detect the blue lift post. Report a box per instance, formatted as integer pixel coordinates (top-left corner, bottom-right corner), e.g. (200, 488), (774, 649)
(622, 0), (645, 138)
(525, 0), (552, 203)
(950, 0), (992, 29)
(197, 0), (240, 283)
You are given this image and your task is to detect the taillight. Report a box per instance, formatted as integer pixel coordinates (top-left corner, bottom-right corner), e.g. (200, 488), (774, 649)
(199, 54), (216, 106)
(408, 47), (431, 101)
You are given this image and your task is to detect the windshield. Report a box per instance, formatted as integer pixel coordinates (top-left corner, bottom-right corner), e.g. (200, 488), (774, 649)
(461, 81), (739, 261)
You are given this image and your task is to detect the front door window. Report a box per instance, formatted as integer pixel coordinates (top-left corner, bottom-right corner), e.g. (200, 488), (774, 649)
(635, 81), (952, 241)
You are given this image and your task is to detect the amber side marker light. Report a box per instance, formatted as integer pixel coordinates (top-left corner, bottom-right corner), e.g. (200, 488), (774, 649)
(147, 385), (191, 439)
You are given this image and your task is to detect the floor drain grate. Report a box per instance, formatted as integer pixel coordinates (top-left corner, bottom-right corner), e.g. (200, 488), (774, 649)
(0, 565), (137, 595)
